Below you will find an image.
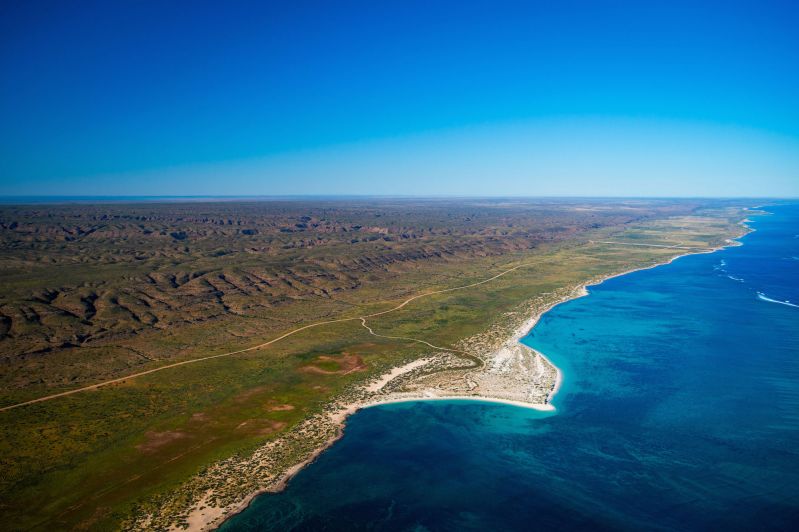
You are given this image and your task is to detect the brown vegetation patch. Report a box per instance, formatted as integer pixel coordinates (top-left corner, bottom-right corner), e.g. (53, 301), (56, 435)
(300, 353), (367, 375)
(235, 419), (287, 436)
(137, 431), (188, 453)
(267, 404), (295, 411)
(233, 386), (268, 403)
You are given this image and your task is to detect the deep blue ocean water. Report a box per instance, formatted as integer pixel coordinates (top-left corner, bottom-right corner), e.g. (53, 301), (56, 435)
(221, 204), (799, 531)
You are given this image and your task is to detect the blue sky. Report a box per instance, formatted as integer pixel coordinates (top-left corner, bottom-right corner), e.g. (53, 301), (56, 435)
(1, 0), (798, 196)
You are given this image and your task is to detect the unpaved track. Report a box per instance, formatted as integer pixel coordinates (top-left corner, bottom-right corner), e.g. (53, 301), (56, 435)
(595, 240), (711, 251)
(1, 262), (530, 412)
(359, 318), (483, 370)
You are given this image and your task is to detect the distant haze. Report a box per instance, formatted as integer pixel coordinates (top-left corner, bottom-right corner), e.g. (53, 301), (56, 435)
(1, 1), (798, 197)
(24, 118), (792, 198)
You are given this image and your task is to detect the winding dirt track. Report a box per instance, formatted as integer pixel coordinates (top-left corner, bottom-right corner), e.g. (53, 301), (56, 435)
(594, 240), (709, 250)
(1, 262), (531, 412)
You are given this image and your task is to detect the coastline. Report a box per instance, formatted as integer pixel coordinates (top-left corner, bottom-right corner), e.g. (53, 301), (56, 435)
(364, 395), (556, 412)
(167, 215), (756, 532)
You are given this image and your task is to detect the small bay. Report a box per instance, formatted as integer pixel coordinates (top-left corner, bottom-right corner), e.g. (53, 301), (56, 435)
(222, 205), (799, 531)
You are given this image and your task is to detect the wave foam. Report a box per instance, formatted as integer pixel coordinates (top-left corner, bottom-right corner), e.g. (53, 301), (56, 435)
(757, 292), (799, 308)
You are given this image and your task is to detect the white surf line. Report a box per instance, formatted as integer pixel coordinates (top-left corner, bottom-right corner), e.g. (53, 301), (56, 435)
(757, 292), (799, 308)
(595, 240), (712, 250)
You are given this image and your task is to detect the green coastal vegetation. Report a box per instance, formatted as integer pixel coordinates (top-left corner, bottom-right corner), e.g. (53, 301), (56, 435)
(0, 199), (748, 530)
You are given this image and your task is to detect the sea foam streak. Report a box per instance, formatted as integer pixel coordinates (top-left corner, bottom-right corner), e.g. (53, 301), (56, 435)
(757, 292), (799, 308)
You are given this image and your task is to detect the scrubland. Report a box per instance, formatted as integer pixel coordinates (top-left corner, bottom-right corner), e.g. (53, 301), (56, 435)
(0, 198), (748, 530)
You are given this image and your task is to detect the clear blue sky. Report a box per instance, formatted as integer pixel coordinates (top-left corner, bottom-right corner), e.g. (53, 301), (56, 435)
(1, 0), (798, 196)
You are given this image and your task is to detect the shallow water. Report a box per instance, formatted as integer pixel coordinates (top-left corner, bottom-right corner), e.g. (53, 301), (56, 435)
(221, 205), (799, 531)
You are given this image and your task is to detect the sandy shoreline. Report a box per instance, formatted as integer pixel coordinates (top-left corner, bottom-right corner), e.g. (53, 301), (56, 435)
(364, 395), (556, 411)
(169, 217), (755, 532)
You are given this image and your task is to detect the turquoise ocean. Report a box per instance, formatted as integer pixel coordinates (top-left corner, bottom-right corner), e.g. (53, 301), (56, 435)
(221, 204), (799, 531)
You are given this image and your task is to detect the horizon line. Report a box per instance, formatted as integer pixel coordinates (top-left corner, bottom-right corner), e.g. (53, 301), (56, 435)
(1, 194), (797, 204)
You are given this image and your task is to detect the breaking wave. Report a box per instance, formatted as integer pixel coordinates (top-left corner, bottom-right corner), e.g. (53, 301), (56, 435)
(757, 292), (799, 308)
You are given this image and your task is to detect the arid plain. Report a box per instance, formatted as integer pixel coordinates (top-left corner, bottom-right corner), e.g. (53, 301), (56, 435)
(0, 198), (748, 530)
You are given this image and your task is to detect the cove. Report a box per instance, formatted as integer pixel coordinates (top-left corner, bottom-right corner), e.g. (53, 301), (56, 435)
(221, 205), (799, 531)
